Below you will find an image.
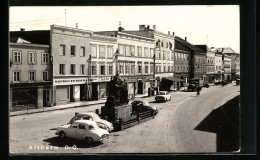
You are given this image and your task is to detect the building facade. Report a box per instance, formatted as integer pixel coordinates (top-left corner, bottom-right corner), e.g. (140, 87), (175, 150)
(50, 25), (92, 105)
(89, 34), (117, 100)
(9, 38), (52, 110)
(223, 55), (232, 81)
(214, 52), (223, 82)
(95, 28), (155, 95)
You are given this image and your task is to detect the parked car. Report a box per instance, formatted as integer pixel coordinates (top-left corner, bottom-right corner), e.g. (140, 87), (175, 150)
(203, 82), (210, 88)
(131, 100), (158, 115)
(187, 84), (197, 91)
(56, 120), (109, 144)
(214, 80), (228, 85)
(155, 91), (171, 102)
(69, 112), (114, 132)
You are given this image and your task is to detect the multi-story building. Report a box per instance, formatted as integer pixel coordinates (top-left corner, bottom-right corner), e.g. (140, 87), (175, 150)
(195, 45), (215, 83)
(9, 37), (52, 110)
(89, 33), (117, 100)
(216, 47), (239, 80)
(95, 26), (155, 95)
(223, 54), (232, 81)
(214, 52), (224, 82)
(174, 36), (192, 85)
(120, 25), (175, 89)
(50, 25), (93, 105)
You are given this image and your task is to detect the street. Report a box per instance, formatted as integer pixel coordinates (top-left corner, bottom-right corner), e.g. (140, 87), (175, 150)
(10, 83), (240, 154)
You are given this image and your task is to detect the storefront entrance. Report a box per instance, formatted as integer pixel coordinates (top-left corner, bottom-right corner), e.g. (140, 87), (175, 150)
(137, 80), (143, 94)
(92, 83), (98, 100)
(43, 89), (50, 107)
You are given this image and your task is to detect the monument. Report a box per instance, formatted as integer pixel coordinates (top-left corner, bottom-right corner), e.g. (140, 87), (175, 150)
(101, 73), (132, 121)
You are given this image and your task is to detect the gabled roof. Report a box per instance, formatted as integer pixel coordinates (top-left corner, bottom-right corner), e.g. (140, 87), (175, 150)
(175, 40), (192, 52)
(175, 36), (204, 53)
(216, 47), (236, 54)
(10, 30), (50, 45)
(10, 37), (31, 43)
(194, 45), (210, 52)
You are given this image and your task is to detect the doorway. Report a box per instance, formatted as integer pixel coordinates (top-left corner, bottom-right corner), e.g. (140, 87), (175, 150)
(137, 80), (143, 94)
(92, 83), (98, 100)
(43, 89), (50, 107)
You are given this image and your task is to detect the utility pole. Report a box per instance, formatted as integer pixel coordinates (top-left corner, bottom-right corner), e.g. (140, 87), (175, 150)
(65, 9), (67, 27)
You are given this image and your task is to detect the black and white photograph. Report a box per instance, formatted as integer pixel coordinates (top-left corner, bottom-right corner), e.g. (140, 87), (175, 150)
(9, 5), (241, 154)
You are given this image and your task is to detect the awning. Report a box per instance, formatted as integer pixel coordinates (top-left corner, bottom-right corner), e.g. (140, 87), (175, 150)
(162, 77), (185, 82)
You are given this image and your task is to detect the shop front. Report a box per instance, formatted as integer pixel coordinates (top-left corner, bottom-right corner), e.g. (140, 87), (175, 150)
(53, 77), (88, 105)
(90, 76), (111, 100)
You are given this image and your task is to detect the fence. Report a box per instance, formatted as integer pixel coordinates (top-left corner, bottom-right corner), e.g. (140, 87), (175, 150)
(118, 109), (155, 131)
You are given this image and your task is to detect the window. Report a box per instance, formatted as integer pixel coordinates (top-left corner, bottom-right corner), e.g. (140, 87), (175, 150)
(42, 53), (49, 64)
(144, 47), (149, 57)
(107, 47), (113, 58)
(131, 63), (135, 74)
(168, 65), (171, 72)
(29, 71), (35, 82)
(156, 65), (158, 72)
(99, 46), (106, 58)
(171, 53), (174, 60)
(145, 64), (149, 74)
(60, 45), (65, 56)
(13, 71), (20, 82)
(59, 64), (65, 74)
(42, 71), (48, 81)
(163, 52), (166, 60)
(108, 65), (113, 75)
(164, 64), (166, 72)
(125, 64), (130, 74)
(91, 65), (96, 75)
(125, 45), (130, 56)
(91, 46), (97, 57)
(13, 51), (22, 64)
(161, 41), (164, 47)
(150, 48), (154, 58)
(137, 46), (142, 57)
(28, 52), (36, 64)
(119, 44), (124, 55)
(70, 64), (75, 74)
(138, 63), (142, 74)
(159, 53), (161, 59)
(71, 46), (75, 56)
(150, 63), (154, 74)
(130, 46), (135, 56)
(79, 124), (86, 129)
(80, 65), (85, 75)
(80, 47), (85, 57)
(119, 63), (124, 74)
(100, 65), (105, 75)
(159, 65), (161, 72)
(167, 51), (170, 60)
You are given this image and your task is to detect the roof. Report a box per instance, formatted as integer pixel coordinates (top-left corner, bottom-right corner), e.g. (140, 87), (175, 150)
(194, 45), (210, 52)
(162, 77), (185, 82)
(10, 30), (50, 45)
(10, 37), (31, 43)
(175, 40), (192, 52)
(175, 36), (204, 53)
(216, 47), (236, 54)
(74, 120), (96, 125)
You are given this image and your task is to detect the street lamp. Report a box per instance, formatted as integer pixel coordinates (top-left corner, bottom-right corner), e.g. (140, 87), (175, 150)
(115, 49), (119, 75)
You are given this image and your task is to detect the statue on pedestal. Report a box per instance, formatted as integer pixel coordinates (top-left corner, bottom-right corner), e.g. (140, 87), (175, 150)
(105, 73), (129, 107)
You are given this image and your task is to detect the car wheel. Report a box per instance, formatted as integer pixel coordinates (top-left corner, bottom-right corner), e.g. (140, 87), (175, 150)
(85, 137), (93, 144)
(59, 131), (66, 140)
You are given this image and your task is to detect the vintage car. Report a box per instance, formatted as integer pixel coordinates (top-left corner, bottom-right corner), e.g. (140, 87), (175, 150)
(214, 80), (229, 85)
(56, 120), (109, 143)
(69, 112), (114, 132)
(187, 84), (197, 91)
(155, 91), (171, 102)
(202, 82), (210, 88)
(131, 100), (159, 115)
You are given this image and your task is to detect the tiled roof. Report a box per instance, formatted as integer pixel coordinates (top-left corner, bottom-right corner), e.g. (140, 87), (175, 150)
(175, 36), (204, 53)
(175, 40), (192, 52)
(10, 30), (50, 45)
(216, 47), (236, 54)
(194, 45), (210, 52)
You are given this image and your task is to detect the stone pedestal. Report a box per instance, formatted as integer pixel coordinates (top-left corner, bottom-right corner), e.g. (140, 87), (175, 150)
(101, 104), (132, 121)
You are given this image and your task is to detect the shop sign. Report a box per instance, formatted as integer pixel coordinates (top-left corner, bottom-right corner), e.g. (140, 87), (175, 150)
(54, 78), (88, 85)
(91, 76), (111, 82)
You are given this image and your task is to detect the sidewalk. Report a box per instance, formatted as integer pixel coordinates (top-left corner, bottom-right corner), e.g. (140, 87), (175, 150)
(10, 99), (107, 117)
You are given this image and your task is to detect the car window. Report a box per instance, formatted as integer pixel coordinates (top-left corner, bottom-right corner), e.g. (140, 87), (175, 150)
(71, 124), (77, 128)
(79, 124), (86, 129)
(82, 116), (92, 121)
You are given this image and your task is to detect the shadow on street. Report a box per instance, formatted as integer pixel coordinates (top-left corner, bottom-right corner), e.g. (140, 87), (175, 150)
(194, 95), (240, 152)
(43, 136), (102, 148)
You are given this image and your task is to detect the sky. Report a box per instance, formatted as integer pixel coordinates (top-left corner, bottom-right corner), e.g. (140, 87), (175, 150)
(9, 6), (240, 53)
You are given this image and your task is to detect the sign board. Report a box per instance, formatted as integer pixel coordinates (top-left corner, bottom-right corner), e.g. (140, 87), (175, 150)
(54, 78), (88, 86)
(91, 76), (111, 82)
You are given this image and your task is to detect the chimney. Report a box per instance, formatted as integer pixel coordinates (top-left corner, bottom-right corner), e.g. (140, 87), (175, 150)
(147, 25), (150, 30)
(20, 28), (25, 31)
(185, 37), (187, 41)
(172, 32), (175, 36)
(139, 25), (146, 31)
(168, 31), (170, 35)
(153, 25), (156, 30)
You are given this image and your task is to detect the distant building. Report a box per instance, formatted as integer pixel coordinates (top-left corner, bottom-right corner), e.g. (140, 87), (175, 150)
(216, 47), (239, 80)
(214, 52), (224, 82)
(195, 45), (215, 83)
(9, 37), (52, 110)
